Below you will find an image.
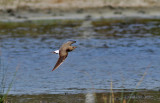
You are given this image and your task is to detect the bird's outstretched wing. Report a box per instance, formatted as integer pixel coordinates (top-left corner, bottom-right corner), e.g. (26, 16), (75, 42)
(52, 55), (68, 71)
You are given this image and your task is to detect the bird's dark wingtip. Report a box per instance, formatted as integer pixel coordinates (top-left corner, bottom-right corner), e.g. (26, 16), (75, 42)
(52, 68), (56, 71)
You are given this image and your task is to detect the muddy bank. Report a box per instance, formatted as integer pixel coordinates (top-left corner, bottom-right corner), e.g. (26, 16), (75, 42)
(5, 90), (160, 103)
(0, 0), (160, 10)
(0, 0), (160, 21)
(0, 6), (160, 22)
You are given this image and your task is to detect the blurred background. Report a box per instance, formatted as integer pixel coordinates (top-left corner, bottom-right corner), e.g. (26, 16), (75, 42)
(0, 0), (160, 103)
(0, 0), (160, 9)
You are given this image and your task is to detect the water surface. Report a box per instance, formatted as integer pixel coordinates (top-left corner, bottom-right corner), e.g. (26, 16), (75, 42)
(0, 19), (160, 95)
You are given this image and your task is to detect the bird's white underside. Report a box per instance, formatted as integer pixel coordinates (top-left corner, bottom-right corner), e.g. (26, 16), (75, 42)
(53, 50), (59, 54)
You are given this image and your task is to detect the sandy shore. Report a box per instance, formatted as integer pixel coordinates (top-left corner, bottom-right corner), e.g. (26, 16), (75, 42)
(0, 0), (160, 22)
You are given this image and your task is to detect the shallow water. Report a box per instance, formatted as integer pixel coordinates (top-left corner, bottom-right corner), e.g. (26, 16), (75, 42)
(0, 19), (160, 96)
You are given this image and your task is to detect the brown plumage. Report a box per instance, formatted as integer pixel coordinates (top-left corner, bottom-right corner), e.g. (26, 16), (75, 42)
(52, 40), (77, 71)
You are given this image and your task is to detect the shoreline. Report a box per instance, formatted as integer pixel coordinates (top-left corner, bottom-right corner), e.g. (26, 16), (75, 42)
(6, 89), (160, 102)
(0, 6), (160, 22)
(7, 89), (159, 95)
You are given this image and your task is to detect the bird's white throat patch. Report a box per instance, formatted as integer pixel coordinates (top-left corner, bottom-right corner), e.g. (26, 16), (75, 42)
(53, 50), (59, 54)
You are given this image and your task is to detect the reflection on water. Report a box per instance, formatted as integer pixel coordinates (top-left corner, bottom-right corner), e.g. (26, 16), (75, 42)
(85, 93), (95, 103)
(0, 19), (160, 95)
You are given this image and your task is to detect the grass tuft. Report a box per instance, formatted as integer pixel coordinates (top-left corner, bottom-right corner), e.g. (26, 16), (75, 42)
(0, 50), (19, 103)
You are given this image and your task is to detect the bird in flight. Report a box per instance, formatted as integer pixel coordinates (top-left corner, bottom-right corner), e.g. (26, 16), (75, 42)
(52, 40), (77, 71)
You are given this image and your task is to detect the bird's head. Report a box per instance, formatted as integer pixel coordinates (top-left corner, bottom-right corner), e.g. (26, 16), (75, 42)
(67, 40), (76, 45)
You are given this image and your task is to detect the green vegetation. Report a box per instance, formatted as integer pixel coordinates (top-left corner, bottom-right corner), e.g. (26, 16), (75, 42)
(0, 19), (82, 37)
(2, 90), (160, 103)
(92, 18), (160, 26)
(0, 18), (160, 38)
(92, 18), (160, 37)
(100, 66), (149, 103)
(0, 55), (18, 103)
